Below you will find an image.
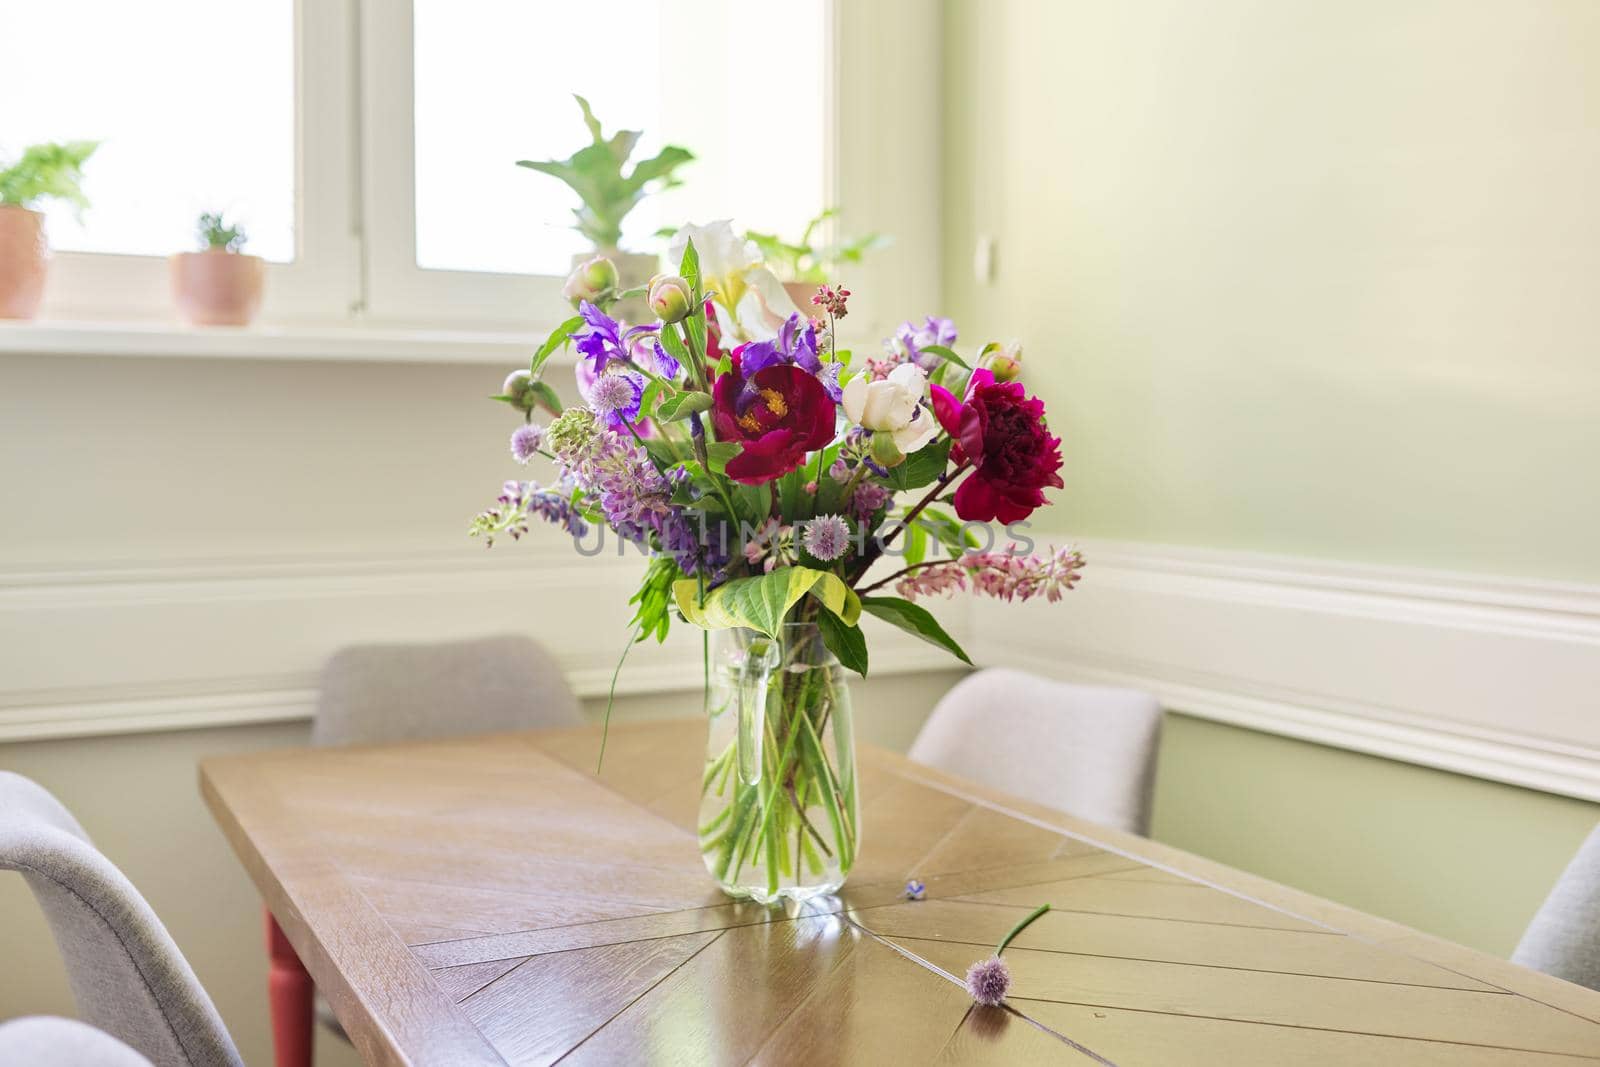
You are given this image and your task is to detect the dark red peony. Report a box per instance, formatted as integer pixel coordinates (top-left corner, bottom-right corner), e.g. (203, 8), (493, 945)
(930, 369), (1063, 523)
(712, 350), (836, 485)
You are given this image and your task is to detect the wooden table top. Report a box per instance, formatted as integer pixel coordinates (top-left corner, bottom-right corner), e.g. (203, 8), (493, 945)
(201, 719), (1600, 1066)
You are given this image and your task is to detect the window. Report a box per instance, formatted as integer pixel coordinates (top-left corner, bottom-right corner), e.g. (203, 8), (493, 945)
(412, 0), (827, 279)
(1, 0), (296, 263)
(2, 0), (937, 336)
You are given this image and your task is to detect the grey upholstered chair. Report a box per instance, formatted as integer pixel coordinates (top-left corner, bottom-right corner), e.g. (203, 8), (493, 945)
(908, 668), (1163, 835)
(1512, 824), (1600, 991)
(0, 773), (243, 1067)
(0, 1016), (155, 1066)
(270, 633), (582, 1062)
(311, 633), (581, 746)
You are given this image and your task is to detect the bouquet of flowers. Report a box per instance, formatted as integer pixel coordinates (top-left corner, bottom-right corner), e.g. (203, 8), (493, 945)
(475, 221), (1082, 903)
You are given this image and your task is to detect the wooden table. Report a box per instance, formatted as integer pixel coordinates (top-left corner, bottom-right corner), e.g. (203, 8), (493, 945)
(201, 719), (1600, 1066)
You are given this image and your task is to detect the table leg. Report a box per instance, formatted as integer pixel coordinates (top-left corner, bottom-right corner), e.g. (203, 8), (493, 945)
(264, 908), (314, 1067)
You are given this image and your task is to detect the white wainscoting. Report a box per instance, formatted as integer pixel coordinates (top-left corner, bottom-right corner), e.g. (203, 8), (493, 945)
(0, 547), (967, 743)
(971, 541), (1600, 802)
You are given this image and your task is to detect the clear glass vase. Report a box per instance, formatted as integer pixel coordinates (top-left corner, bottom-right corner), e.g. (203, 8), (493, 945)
(698, 622), (859, 904)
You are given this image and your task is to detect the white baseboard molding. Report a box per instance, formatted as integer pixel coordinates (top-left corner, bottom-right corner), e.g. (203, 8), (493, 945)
(974, 540), (1600, 802)
(0, 548), (967, 743)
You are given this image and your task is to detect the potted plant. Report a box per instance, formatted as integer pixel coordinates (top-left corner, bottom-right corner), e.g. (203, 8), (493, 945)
(746, 209), (890, 313)
(170, 212), (264, 326)
(516, 95), (693, 306)
(0, 141), (98, 320)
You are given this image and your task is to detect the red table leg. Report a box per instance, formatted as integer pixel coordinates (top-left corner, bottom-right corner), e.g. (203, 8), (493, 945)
(264, 908), (314, 1067)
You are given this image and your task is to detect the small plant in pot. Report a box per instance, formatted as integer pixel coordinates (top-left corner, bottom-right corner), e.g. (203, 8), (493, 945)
(0, 140), (99, 320)
(171, 212), (264, 326)
(517, 95), (693, 315)
(745, 209), (890, 314)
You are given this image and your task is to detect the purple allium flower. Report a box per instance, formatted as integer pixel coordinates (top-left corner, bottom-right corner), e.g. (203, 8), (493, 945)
(573, 301), (657, 373)
(904, 879), (927, 901)
(509, 423), (545, 464)
(589, 371), (643, 421)
(801, 514), (851, 562)
(964, 957), (1011, 1006)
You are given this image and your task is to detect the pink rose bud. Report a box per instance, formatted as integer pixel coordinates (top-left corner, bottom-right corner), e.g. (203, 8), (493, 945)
(647, 273), (693, 324)
(562, 256), (619, 307)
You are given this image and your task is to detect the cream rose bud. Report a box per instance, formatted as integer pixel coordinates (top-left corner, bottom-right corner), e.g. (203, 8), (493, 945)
(980, 340), (1023, 382)
(561, 256), (619, 306)
(647, 273), (692, 323)
(842, 363), (941, 454)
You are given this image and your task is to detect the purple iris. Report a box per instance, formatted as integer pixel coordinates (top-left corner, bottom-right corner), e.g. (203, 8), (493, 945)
(574, 301), (658, 373)
(736, 313), (842, 402)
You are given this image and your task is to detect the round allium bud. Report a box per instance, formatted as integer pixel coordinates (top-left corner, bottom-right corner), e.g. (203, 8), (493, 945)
(801, 514), (852, 562)
(509, 423), (545, 464)
(964, 957), (1011, 1006)
(647, 273), (693, 324)
(561, 256), (619, 307)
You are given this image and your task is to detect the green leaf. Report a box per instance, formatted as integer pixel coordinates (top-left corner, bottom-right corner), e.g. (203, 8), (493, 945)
(532, 315), (585, 377)
(888, 439), (952, 491)
(658, 326), (692, 372)
(919, 344), (970, 370)
(702, 440), (740, 475)
(673, 566), (861, 638)
(916, 506), (980, 556)
(640, 378), (666, 418)
(656, 391), (713, 421)
(817, 611), (869, 677)
(679, 237), (700, 295)
(777, 468), (810, 521)
(904, 521), (928, 567)
(860, 596), (972, 665)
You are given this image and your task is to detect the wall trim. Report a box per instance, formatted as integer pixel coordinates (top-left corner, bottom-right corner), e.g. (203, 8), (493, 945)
(973, 540), (1600, 802)
(0, 549), (966, 744)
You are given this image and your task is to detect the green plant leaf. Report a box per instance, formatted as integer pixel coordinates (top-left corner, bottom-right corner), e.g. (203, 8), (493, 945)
(679, 238), (700, 294)
(888, 439), (952, 491)
(673, 566), (861, 638)
(817, 611), (869, 677)
(703, 440), (740, 475)
(919, 344), (970, 370)
(860, 596), (972, 665)
(532, 315), (585, 377)
(656, 391), (713, 421)
(525, 380), (563, 415)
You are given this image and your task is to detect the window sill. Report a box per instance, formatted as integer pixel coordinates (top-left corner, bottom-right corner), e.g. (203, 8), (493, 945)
(0, 318), (553, 366)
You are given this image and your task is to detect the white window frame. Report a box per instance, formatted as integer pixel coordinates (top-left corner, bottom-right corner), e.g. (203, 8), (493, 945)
(27, 0), (942, 341)
(35, 0), (360, 326)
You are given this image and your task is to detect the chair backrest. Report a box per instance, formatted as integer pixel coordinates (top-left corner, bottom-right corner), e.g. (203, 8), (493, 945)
(0, 1016), (155, 1066)
(1512, 824), (1600, 991)
(312, 633), (582, 747)
(0, 774), (242, 1067)
(908, 668), (1163, 835)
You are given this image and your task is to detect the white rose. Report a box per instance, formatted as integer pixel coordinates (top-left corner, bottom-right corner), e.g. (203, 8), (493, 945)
(842, 363), (940, 454)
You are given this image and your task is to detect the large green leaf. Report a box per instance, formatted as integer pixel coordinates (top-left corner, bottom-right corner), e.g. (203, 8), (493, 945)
(888, 439), (952, 491)
(817, 611), (869, 677)
(860, 596), (972, 665)
(656, 391), (713, 421)
(919, 344), (970, 370)
(673, 567), (861, 638)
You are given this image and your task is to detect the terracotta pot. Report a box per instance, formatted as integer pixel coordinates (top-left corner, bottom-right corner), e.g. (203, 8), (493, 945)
(0, 205), (48, 320)
(783, 281), (821, 317)
(170, 249), (265, 326)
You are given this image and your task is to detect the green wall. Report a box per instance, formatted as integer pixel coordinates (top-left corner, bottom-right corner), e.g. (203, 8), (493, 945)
(939, 0), (1600, 952)
(1153, 716), (1597, 955)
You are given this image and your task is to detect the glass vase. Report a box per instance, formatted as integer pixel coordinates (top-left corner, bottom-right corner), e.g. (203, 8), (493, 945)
(698, 622), (859, 904)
